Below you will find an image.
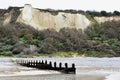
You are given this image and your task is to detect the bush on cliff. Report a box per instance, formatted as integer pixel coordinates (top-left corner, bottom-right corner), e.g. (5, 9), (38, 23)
(0, 20), (120, 57)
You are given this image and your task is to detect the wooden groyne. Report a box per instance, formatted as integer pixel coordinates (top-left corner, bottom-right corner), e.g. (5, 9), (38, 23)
(16, 59), (76, 74)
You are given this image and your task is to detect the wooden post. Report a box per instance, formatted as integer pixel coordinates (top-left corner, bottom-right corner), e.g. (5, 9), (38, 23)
(16, 59), (76, 74)
(35, 60), (37, 64)
(45, 60), (47, 64)
(59, 62), (62, 69)
(65, 63), (68, 69)
(54, 62), (57, 68)
(49, 61), (52, 68)
(72, 63), (76, 74)
(72, 63), (75, 69)
(28, 60), (30, 66)
(42, 60), (44, 64)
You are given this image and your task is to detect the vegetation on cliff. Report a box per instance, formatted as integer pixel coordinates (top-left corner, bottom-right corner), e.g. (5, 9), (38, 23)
(0, 21), (120, 57)
(0, 7), (120, 57)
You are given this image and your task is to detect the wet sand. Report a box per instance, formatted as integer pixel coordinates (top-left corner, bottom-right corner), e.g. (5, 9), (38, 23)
(1, 57), (120, 80)
(0, 74), (105, 80)
(0, 58), (60, 77)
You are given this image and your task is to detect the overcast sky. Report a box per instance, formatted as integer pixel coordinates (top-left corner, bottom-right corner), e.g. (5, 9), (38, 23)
(0, 0), (120, 12)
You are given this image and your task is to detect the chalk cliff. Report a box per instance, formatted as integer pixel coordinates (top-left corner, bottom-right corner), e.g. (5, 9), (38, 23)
(94, 16), (120, 23)
(2, 4), (120, 31)
(16, 4), (90, 31)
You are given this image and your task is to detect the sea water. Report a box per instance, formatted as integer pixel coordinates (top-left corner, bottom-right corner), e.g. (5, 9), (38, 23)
(1, 57), (120, 80)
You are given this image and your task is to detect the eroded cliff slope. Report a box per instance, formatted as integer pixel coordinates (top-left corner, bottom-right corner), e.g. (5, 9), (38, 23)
(16, 4), (90, 31)
(2, 4), (120, 31)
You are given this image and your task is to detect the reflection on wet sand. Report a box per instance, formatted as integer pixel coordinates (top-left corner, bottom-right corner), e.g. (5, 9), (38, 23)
(0, 74), (105, 80)
(1, 57), (120, 80)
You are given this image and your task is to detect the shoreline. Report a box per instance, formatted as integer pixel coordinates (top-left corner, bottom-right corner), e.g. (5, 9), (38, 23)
(0, 58), (61, 77)
(1, 57), (120, 80)
(0, 70), (61, 77)
(0, 74), (106, 80)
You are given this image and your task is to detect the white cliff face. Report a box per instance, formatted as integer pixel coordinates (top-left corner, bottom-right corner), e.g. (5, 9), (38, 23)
(3, 10), (13, 27)
(17, 4), (91, 31)
(94, 16), (120, 24)
(4, 4), (120, 31)
(22, 4), (33, 23)
(3, 13), (11, 27)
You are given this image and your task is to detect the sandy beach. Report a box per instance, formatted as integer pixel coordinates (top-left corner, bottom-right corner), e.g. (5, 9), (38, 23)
(1, 57), (120, 80)
(0, 74), (106, 80)
(0, 58), (61, 77)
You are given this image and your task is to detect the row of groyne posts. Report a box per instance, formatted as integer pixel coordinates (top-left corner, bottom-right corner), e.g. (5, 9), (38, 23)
(16, 59), (76, 74)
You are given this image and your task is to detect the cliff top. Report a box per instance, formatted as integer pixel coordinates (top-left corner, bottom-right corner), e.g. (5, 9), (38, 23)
(1, 4), (120, 17)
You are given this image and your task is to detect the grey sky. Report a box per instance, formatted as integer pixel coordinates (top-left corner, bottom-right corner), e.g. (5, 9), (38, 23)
(0, 0), (119, 12)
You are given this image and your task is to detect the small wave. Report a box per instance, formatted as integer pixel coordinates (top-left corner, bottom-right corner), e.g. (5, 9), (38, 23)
(105, 73), (120, 80)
